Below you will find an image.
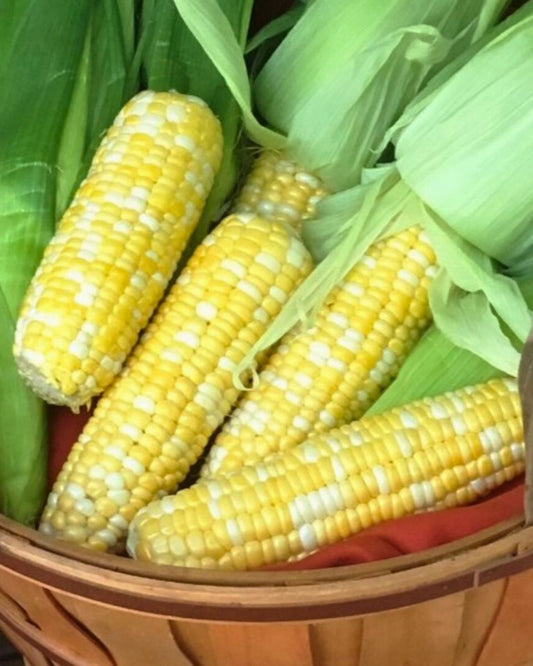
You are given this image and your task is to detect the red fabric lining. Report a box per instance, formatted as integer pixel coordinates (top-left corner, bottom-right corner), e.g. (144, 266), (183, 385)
(47, 406), (93, 490)
(48, 407), (525, 570)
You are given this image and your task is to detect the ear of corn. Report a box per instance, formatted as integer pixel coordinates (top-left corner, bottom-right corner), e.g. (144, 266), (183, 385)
(128, 378), (524, 570)
(235, 10), (533, 398)
(201, 225), (437, 476)
(14, 90), (223, 410)
(140, 0), (255, 255)
(369, 275), (533, 415)
(38, 212), (313, 552)
(232, 151), (329, 230)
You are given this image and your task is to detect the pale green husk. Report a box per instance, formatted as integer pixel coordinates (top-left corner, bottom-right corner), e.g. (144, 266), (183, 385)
(171, 0), (286, 151)
(255, 0), (507, 134)
(0, 0), (137, 525)
(378, 0), (533, 153)
(236, 8), (533, 381)
(245, 3), (305, 56)
(173, 0), (508, 191)
(394, 20), (533, 275)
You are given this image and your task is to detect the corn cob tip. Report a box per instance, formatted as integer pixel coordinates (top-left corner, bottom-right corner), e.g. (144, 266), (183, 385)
(14, 347), (85, 408)
(233, 151), (329, 230)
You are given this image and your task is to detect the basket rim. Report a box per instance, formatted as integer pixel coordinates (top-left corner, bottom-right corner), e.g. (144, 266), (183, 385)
(1, 513), (532, 621)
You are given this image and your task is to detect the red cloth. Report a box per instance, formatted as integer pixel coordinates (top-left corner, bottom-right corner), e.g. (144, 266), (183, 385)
(48, 408), (525, 570)
(47, 406), (93, 489)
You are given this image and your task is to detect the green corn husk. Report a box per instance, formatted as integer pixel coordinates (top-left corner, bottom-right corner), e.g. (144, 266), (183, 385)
(303, 0), (533, 259)
(172, 0), (508, 192)
(0, 0), (138, 525)
(245, 2), (305, 59)
(234, 5), (533, 383)
(0, 1), (92, 525)
(141, 0), (254, 257)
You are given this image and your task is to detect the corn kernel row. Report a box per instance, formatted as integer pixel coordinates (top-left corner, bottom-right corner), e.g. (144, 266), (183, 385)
(202, 225), (437, 476)
(128, 378), (523, 569)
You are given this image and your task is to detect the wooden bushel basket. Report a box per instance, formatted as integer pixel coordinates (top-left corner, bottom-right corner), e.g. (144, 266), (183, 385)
(2, 512), (533, 666)
(0, 329), (532, 666)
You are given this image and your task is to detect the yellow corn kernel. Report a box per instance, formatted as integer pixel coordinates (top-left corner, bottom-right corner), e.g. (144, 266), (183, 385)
(232, 151), (329, 230)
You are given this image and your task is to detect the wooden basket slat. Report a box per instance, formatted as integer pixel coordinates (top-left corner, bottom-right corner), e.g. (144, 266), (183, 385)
(446, 580), (507, 666)
(4, 556), (533, 666)
(357, 592), (467, 666)
(52, 594), (195, 666)
(167, 621), (213, 665)
(307, 618), (364, 666)
(0, 575), (111, 666)
(476, 569), (533, 666)
(0, 620), (52, 666)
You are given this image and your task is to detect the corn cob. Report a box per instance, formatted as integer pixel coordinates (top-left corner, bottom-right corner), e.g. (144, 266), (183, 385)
(233, 151), (329, 230)
(128, 378), (524, 570)
(201, 225), (437, 476)
(14, 90), (223, 409)
(38, 213), (313, 552)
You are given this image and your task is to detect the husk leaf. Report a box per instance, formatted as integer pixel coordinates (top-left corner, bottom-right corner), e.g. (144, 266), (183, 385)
(394, 13), (533, 272)
(0, 0), (93, 524)
(253, 0), (508, 190)
(171, 0), (286, 150)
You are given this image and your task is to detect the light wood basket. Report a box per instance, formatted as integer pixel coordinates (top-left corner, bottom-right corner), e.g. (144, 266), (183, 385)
(2, 513), (533, 666)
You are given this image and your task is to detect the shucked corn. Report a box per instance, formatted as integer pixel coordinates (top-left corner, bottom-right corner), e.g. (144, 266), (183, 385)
(233, 151), (329, 230)
(14, 90), (223, 409)
(39, 213), (313, 552)
(128, 378), (524, 570)
(202, 225), (437, 476)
